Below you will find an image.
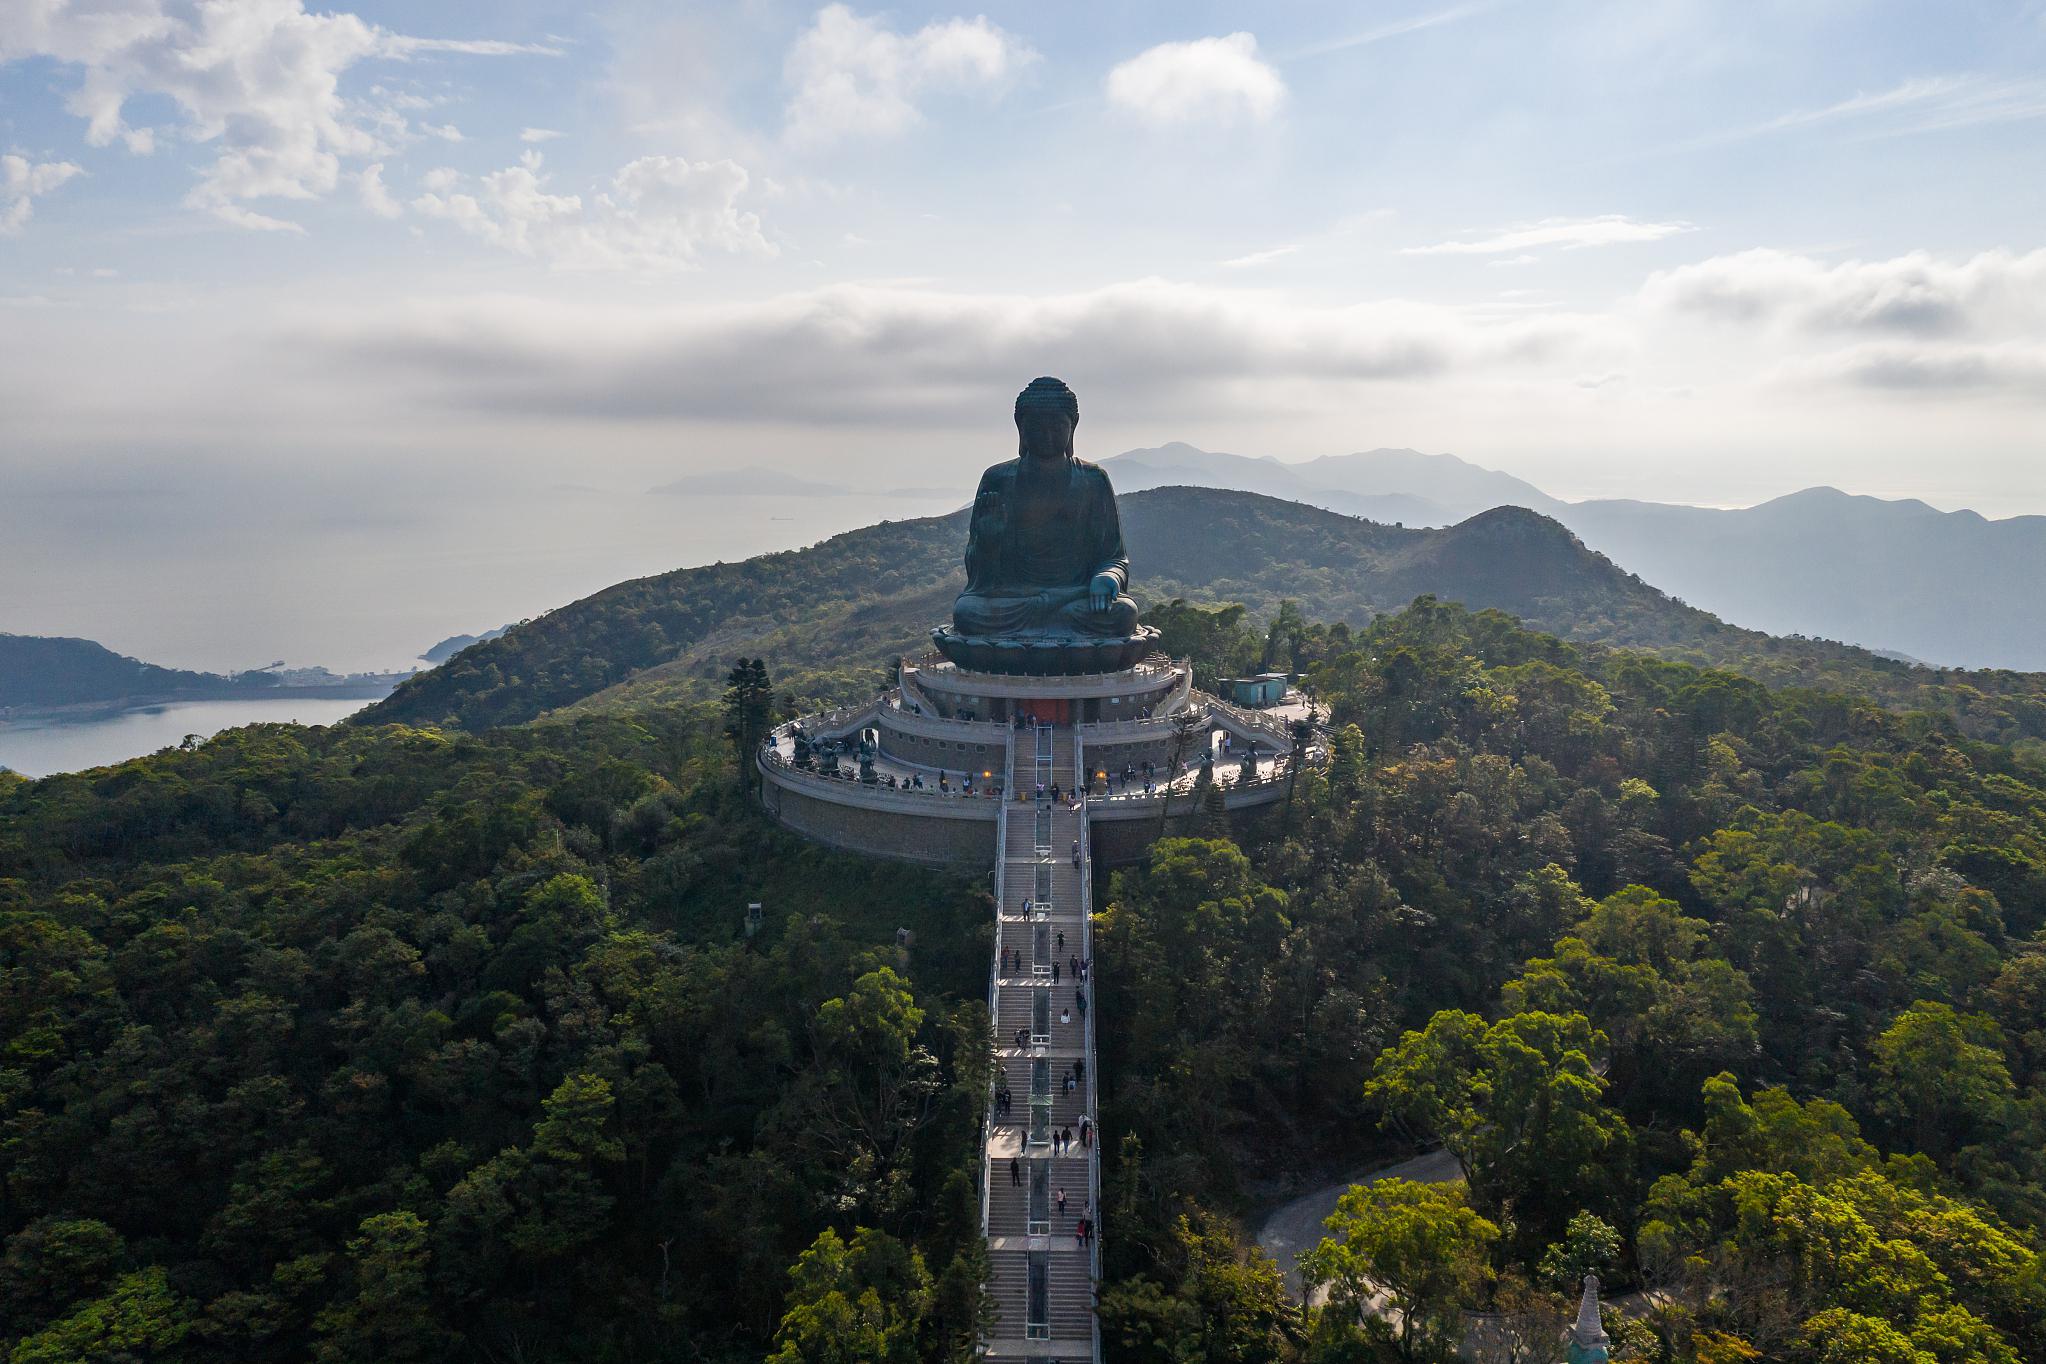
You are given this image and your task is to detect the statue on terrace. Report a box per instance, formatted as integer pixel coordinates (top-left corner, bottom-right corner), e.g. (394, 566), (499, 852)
(934, 377), (1157, 674)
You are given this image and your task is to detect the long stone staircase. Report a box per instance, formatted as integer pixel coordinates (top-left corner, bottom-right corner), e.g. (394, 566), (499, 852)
(983, 722), (1100, 1360)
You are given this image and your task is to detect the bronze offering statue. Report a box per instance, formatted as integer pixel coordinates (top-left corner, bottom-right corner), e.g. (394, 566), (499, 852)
(933, 378), (1158, 674)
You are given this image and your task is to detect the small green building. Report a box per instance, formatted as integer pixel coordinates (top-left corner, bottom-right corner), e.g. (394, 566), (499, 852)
(1220, 673), (1288, 708)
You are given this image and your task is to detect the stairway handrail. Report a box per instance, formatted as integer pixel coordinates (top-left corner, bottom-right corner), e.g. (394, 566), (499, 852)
(982, 724), (1014, 1246)
(1074, 728), (1104, 1364)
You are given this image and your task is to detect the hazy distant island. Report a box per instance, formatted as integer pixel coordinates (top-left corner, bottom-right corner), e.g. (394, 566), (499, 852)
(0, 633), (413, 723)
(419, 624), (514, 665)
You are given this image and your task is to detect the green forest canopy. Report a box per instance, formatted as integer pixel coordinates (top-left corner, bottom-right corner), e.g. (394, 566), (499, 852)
(6, 598), (2046, 1361)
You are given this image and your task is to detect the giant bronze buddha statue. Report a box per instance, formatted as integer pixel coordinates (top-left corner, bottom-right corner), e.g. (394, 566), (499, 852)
(932, 377), (1158, 674)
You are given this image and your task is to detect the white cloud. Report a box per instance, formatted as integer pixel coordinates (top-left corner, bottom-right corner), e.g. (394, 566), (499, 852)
(421, 123), (465, 143)
(1105, 33), (1285, 126)
(1219, 244), (1300, 268)
(1404, 215), (1694, 256)
(378, 35), (564, 58)
(520, 128), (564, 143)
(297, 277), (1610, 422)
(783, 4), (1036, 148)
(370, 85), (441, 113)
(0, 0), (557, 230)
(1680, 74), (2046, 151)
(1642, 247), (2046, 336)
(1, 155), (84, 233)
(1787, 342), (2046, 394)
(357, 163), (402, 219)
(411, 151), (775, 271)
(1284, 3), (1493, 60)
(1642, 248), (2046, 399)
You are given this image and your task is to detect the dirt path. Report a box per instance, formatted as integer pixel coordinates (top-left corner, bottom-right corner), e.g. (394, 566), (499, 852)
(1254, 1148), (1462, 1300)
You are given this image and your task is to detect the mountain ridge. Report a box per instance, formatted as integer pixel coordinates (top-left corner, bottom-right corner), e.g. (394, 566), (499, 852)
(361, 485), (2046, 737)
(1098, 445), (2046, 669)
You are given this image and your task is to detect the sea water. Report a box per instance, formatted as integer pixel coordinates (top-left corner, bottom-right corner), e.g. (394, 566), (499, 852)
(0, 697), (372, 778)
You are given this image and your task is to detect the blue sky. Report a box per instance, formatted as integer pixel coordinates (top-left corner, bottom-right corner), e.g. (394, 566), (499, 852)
(4, 2), (2046, 668)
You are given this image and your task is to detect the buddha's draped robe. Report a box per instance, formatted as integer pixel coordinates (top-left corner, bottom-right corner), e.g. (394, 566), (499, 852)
(952, 455), (1139, 638)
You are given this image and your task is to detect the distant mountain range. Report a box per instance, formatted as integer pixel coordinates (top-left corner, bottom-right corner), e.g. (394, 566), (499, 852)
(364, 485), (2038, 735)
(1101, 444), (2046, 671)
(0, 634), (408, 717)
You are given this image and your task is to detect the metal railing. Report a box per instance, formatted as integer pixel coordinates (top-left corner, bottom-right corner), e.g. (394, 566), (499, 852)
(980, 724), (1015, 1245)
(1205, 694), (1297, 744)
(772, 697), (885, 740)
(907, 657), (1187, 696)
(878, 698), (1009, 742)
(1074, 727), (1104, 1364)
(757, 751), (1004, 812)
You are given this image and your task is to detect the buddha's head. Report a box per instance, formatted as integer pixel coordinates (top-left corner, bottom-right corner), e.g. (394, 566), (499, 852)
(1014, 376), (1078, 464)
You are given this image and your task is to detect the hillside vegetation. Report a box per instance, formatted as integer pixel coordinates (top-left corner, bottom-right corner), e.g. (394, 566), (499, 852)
(7, 599), (2046, 1361)
(0, 709), (994, 1362)
(366, 487), (2046, 742)
(1095, 597), (2046, 1361)
(0, 635), (279, 710)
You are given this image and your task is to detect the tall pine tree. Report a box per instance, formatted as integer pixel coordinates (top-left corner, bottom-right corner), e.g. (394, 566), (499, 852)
(723, 656), (775, 776)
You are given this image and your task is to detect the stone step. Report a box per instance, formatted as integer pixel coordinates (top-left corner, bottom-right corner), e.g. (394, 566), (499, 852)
(987, 1247), (1096, 1342)
(993, 984), (1090, 1034)
(987, 724), (1097, 1361)
(988, 1096), (1095, 1139)
(997, 1055), (1093, 1100)
(985, 1159), (1097, 1234)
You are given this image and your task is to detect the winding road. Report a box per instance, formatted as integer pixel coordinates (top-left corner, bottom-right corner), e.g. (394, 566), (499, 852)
(1254, 1148), (1463, 1300)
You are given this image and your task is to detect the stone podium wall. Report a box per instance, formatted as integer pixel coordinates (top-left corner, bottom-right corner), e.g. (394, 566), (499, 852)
(1086, 778), (1290, 865)
(761, 765), (998, 868)
(875, 719), (1007, 777)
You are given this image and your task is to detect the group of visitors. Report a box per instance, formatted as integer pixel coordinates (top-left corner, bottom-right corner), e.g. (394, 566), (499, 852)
(848, 767), (1003, 798)
(1093, 759), (1175, 798)
(997, 945), (1091, 992)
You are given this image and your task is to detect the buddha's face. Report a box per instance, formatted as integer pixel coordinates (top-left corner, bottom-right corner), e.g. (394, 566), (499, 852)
(1016, 408), (1076, 463)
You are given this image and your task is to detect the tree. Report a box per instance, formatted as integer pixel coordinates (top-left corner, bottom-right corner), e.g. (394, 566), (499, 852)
(724, 655), (776, 774)
(1173, 1210), (1292, 1364)
(1194, 774), (1230, 840)
(1262, 600), (1310, 673)
(768, 1227), (930, 1364)
(1365, 1010), (1630, 1253)
(1502, 886), (1759, 1110)
(1299, 1178), (1497, 1363)
(1158, 707), (1208, 837)
(1538, 1211), (1620, 1293)
(802, 968), (942, 1216)
(314, 1211), (452, 1363)
(1870, 1001), (2014, 1158)
(928, 1240), (997, 1363)
(7, 1267), (192, 1364)
(0, 1217), (124, 1337)
(1145, 599), (1260, 691)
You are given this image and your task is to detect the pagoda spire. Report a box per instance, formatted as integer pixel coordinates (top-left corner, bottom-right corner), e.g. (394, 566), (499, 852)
(1565, 1273), (1611, 1364)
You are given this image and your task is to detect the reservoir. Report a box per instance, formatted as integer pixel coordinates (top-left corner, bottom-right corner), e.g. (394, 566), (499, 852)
(0, 697), (372, 778)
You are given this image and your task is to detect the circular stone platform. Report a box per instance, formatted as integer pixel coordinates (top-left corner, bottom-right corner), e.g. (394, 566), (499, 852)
(930, 625), (1161, 676)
